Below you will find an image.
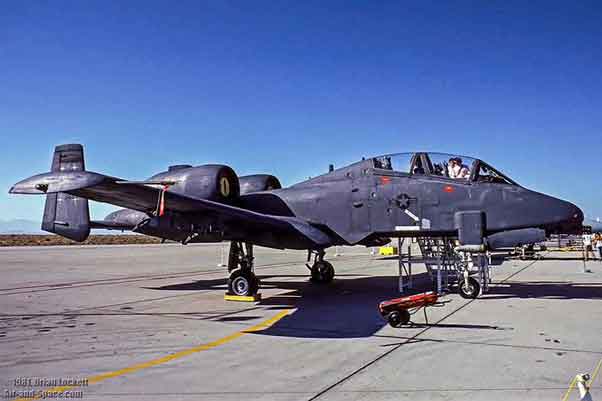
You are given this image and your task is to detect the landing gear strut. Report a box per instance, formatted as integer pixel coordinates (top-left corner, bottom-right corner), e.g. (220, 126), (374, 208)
(227, 241), (259, 296)
(307, 250), (335, 283)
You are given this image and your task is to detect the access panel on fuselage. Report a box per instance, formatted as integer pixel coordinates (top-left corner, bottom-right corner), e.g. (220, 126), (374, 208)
(351, 174), (373, 233)
(370, 174), (422, 234)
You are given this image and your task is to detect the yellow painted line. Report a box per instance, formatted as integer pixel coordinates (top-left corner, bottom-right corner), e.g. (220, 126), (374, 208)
(561, 375), (578, 401)
(561, 358), (602, 401)
(591, 358), (602, 385)
(12, 309), (291, 401)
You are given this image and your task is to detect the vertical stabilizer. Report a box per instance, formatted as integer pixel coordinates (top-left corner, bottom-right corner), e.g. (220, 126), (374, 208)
(42, 144), (90, 241)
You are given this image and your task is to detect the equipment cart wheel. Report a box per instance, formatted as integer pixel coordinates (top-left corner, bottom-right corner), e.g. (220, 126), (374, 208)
(311, 261), (335, 283)
(227, 268), (259, 296)
(458, 276), (480, 299)
(387, 310), (411, 328)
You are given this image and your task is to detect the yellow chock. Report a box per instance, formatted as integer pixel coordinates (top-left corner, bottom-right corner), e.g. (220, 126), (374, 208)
(379, 246), (398, 256)
(224, 293), (262, 302)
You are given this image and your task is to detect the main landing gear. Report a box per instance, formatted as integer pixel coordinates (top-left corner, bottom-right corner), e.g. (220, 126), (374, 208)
(226, 241), (259, 297)
(307, 250), (335, 283)
(224, 244), (336, 297)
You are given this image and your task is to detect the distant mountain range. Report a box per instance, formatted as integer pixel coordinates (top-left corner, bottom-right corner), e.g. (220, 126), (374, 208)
(0, 219), (44, 234)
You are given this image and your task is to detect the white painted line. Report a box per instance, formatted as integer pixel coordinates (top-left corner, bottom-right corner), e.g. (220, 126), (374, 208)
(395, 226), (420, 231)
(404, 209), (420, 222)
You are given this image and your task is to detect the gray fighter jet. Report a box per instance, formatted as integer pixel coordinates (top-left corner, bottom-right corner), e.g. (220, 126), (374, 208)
(10, 144), (583, 297)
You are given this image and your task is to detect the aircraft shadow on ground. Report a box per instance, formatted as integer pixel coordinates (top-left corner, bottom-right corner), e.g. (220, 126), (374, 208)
(483, 281), (602, 300)
(148, 272), (436, 339)
(147, 269), (602, 338)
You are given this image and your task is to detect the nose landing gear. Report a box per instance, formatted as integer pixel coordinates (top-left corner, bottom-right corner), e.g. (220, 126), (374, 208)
(458, 276), (480, 299)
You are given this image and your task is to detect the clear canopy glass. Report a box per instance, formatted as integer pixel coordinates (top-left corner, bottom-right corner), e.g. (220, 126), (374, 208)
(371, 152), (517, 185)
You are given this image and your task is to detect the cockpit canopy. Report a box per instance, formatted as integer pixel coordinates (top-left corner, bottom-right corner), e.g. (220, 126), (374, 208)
(371, 152), (517, 185)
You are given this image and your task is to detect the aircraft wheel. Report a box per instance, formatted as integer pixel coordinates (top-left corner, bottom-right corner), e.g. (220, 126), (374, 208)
(458, 276), (480, 299)
(310, 261), (335, 283)
(227, 269), (259, 296)
(387, 310), (410, 328)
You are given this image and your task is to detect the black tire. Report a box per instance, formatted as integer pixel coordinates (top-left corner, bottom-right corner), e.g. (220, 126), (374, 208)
(387, 310), (410, 328)
(310, 261), (335, 283)
(458, 276), (480, 299)
(227, 269), (259, 296)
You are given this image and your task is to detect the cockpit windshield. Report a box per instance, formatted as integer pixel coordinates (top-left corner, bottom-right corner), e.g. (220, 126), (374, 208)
(473, 162), (516, 185)
(371, 152), (518, 185)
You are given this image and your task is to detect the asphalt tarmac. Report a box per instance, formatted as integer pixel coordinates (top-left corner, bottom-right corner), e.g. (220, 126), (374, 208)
(1, 243), (601, 400)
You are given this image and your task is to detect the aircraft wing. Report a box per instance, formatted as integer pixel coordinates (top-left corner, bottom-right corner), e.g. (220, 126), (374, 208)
(10, 171), (332, 247)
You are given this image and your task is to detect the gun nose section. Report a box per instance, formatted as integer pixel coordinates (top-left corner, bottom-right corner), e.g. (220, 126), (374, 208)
(572, 204), (584, 224)
(558, 200), (584, 234)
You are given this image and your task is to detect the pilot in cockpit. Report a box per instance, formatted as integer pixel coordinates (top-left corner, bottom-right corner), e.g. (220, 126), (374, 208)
(448, 157), (470, 179)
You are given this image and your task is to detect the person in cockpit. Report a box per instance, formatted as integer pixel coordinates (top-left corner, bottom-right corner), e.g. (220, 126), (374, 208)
(448, 157), (470, 179)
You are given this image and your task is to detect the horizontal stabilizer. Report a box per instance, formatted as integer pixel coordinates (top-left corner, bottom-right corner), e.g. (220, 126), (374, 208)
(10, 171), (106, 195)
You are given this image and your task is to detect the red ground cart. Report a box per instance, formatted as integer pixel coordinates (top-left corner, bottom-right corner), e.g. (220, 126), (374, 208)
(378, 291), (446, 327)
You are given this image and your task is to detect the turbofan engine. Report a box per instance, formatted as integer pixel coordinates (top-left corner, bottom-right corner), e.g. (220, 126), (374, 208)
(238, 174), (282, 194)
(148, 164), (240, 204)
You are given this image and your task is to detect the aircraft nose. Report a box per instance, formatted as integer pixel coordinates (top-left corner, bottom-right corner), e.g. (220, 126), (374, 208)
(556, 200), (583, 234)
(572, 204), (584, 224)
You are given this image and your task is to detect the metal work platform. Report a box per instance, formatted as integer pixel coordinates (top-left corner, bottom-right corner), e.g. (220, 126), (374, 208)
(417, 237), (459, 294)
(396, 238), (413, 293)
(394, 237), (492, 298)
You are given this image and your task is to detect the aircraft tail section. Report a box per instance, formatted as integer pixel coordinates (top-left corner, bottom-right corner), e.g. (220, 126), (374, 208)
(41, 144), (90, 242)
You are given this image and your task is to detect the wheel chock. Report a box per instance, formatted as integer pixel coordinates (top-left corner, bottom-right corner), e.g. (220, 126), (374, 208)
(224, 293), (262, 302)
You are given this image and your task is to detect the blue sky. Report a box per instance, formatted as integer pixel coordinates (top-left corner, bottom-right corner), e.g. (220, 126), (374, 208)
(1, 0), (601, 222)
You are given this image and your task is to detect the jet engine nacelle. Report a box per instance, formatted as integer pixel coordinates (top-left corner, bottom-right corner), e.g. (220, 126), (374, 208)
(149, 165), (240, 204)
(239, 174), (282, 194)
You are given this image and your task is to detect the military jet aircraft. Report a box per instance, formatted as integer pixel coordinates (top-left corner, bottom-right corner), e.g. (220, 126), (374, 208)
(10, 144), (583, 297)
